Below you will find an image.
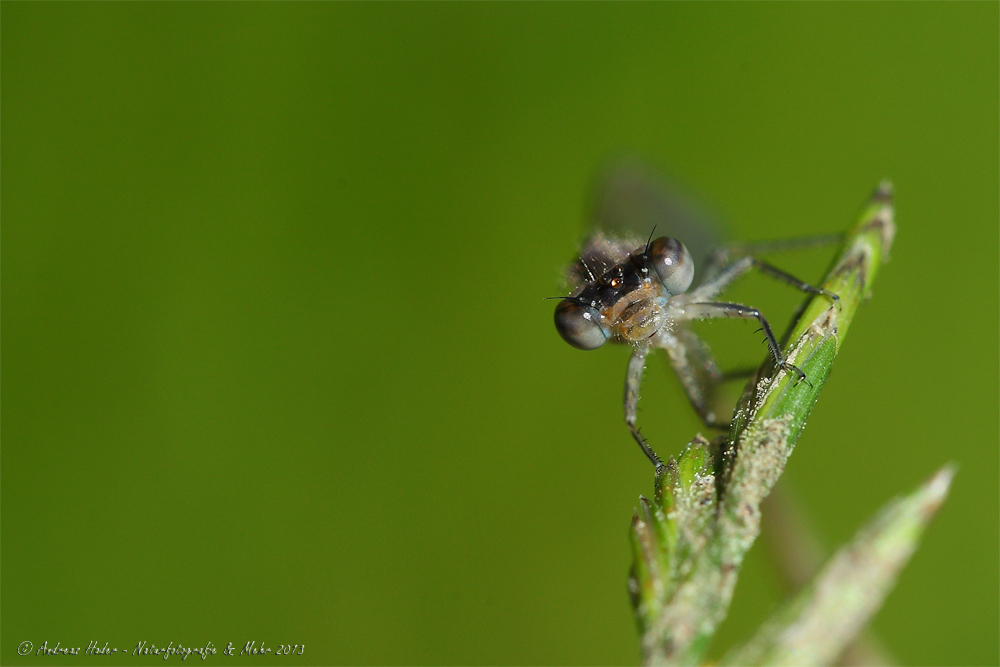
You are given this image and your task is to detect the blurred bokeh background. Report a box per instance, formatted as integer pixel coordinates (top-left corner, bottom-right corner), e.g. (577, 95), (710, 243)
(3, 4), (996, 665)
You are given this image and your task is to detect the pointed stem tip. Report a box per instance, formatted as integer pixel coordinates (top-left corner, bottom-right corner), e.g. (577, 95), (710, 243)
(920, 463), (956, 516)
(874, 180), (894, 200)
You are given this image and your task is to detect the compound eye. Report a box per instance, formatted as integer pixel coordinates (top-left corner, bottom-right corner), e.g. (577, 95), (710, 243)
(554, 300), (608, 350)
(648, 237), (694, 294)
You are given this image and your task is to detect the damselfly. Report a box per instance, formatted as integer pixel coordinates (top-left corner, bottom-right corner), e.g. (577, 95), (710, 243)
(553, 161), (839, 472)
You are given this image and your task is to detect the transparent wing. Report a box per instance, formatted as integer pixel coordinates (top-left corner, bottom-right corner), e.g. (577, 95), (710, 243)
(586, 157), (727, 287)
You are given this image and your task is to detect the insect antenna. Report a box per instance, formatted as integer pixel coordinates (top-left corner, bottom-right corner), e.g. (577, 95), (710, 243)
(643, 225), (658, 256)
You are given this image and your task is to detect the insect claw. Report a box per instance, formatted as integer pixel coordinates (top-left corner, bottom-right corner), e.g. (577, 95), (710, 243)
(817, 290), (842, 311)
(782, 362), (813, 388)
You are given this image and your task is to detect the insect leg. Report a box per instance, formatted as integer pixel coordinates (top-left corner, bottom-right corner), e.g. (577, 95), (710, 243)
(624, 345), (665, 472)
(691, 255), (838, 307)
(689, 256), (754, 301)
(654, 326), (731, 430)
(700, 232), (843, 284)
(751, 259), (840, 307)
(682, 301), (810, 385)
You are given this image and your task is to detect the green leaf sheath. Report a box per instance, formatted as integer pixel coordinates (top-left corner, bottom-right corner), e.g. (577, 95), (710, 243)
(630, 183), (899, 666)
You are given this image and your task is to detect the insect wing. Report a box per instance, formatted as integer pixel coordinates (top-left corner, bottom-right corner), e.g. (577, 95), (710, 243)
(586, 158), (726, 287)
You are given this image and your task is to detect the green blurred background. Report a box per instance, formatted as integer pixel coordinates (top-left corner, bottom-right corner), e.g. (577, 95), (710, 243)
(3, 4), (997, 665)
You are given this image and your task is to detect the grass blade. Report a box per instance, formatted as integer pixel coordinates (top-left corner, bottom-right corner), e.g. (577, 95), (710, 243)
(720, 466), (955, 667)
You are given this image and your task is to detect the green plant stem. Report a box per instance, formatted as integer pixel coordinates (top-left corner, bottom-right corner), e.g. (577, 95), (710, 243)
(630, 183), (896, 666)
